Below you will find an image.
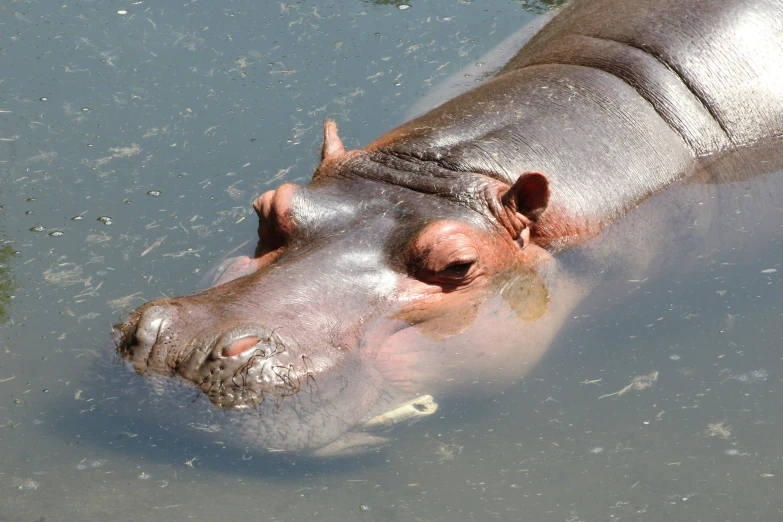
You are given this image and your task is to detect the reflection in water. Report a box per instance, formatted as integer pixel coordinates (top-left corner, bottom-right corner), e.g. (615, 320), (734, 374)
(0, 242), (14, 323)
(362, 0), (569, 12)
(0, 139), (15, 323)
(515, 0), (569, 14)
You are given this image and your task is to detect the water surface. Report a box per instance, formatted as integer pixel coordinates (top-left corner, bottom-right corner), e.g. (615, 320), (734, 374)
(1, 1), (782, 520)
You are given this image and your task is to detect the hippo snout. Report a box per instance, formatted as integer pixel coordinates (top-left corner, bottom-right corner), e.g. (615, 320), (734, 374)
(115, 303), (180, 376)
(114, 299), (317, 410)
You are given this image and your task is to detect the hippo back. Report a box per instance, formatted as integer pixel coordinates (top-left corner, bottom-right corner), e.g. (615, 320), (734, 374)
(505, 0), (783, 152)
(365, 0), (783, 250)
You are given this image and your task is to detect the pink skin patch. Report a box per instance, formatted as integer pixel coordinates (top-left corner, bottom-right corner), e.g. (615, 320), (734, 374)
(222, 336), (260, 358)
(253, 183), (298, 256)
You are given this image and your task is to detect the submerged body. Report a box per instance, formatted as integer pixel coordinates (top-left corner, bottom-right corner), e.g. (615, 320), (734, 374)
(116, 0), (783, 455)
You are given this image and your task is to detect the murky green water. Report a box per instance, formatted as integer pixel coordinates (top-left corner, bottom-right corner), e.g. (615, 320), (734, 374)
(2, 1), (782, 521)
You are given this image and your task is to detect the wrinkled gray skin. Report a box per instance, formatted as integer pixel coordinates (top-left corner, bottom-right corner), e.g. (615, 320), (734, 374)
(115, 0), (783, 456)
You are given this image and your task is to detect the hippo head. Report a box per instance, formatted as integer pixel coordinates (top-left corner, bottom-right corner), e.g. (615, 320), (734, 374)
(114, 122), (572, 456)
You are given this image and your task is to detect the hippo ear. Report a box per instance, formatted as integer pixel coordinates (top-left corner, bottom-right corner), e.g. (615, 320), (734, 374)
(321, 119), (346, 161)
(501, 172), (550, 222)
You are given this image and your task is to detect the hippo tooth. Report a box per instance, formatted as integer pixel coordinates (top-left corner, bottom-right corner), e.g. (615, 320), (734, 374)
(361, 394), (439, 430)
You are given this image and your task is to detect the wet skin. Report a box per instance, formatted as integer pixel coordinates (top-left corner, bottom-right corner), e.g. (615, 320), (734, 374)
(115, 0), (783, 455)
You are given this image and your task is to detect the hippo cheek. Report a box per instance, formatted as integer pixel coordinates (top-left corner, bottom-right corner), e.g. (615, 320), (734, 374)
(392, 292), (483, 342)
(374, 295), (554, 397)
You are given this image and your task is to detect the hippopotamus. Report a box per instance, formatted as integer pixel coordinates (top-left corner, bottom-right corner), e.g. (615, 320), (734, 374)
(114, 0), (783, 456)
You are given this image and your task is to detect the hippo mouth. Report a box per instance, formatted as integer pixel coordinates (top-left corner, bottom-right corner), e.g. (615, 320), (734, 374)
(113, 305), (439, 454)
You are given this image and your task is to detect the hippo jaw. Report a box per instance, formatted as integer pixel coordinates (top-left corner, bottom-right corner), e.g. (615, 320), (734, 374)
(114, 297), (423, 454)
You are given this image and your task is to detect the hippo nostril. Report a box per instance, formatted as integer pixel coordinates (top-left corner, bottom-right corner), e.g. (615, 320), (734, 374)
(134, 306), (170, 346)
(122, 304), (176, 365)
(222, 336), (261, 358)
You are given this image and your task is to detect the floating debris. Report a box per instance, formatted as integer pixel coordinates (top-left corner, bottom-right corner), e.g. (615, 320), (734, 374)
(599, 371), (659, 399)
(76, 459), (107, 471)
(140, 236), (166, 257)
(727, 369), (767, 383)
(706, 422), (732, 439)
(435, 442), (463, 462)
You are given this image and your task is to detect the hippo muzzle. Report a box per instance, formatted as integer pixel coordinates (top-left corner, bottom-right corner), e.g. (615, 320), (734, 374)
(116, 300), (314, 411)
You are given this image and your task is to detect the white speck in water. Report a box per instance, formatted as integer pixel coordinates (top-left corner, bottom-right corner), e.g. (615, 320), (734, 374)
(725, 449), (740, 456)
(589, 446), (604, 454)
(138, 472), (152, 480)
(397, 4), (410, 10)
(762, 268), (777, 273)
(669, 354), (681, 361)
(117, 10), (128, 14)
(13, 478), (39, 490)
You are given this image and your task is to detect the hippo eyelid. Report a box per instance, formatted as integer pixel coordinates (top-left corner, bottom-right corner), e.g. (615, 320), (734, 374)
(441, 260), (475, 274)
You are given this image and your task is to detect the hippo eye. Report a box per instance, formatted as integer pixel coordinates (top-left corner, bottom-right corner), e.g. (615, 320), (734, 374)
(407, 223), (482, 286)
(429, 257), (479, 285)
(440, 260), (475, 278)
